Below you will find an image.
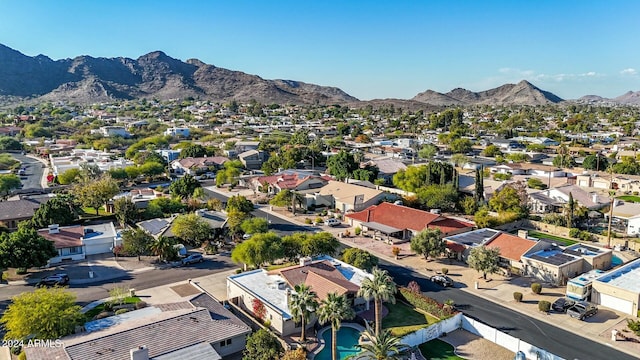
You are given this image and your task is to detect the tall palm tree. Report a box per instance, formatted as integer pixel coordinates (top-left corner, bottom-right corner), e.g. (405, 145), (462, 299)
(357, 267), (397, 336)
(149, 236), (176, 262)
(288, 283), (318, 342)
(358, 323), (409, 360)
(317, 292), (355, 360)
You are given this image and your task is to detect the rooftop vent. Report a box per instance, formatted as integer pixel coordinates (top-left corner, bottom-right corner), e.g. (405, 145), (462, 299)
(48, 224), (59, 234)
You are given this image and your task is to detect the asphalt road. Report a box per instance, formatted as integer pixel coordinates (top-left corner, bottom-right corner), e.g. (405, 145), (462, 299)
(9, 153), (45, 191)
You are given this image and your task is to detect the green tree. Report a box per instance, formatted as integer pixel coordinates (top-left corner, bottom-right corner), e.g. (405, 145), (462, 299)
(358, 267), (397, 336)
(216, 160), (243, 187)
(301, 232), (340, 257)
(0, 288), (84, 340)
(227, 195), (255, 213)
(113, 197), (139, 227)
(243, 328), (283, 360)
(449, 138), (473, 154)
(611, 157), (640, 175)
(240, 217), (269, 235)
(288, 283), (318, 342)
(416, 184), (458, 211)
(169, 174), (201, 199)
(231, 232), (283, 268)
(75, 175), (120, 215)
(418, 144), (438, 160)
(393, 162), (454, 191)
(582, 154), (609, 171)
(527, 178), (547, 190)
(552, 154), (575, 168)
(410, 228), (445, 260)
(121, 228), (153, 261)
(317, 293), (356, 360)
(31, 195), (78, 228)
(481, 144), (502, 157)
(565, 192), (575, 228)
(179, 143), (207, 158)
(489, 183), (528, 217)
(467, 246), (501, 280)
(138, 162), (165, 177)
(342, 248), (378, 271)
(474, 167), (484, 203)
(358, 324), (408, 360)
(326, 150), (358, 181)
(149, 236), (178, 262)
(460, 196), (479, 215)
(171, 213), (212, 246)
(0, 174), (21, 197)
(0, 136), (22, 150)
(0, 225), (57, 271)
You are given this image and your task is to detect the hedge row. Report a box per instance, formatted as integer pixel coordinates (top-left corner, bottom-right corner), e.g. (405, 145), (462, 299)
(398, 287), (456, 319)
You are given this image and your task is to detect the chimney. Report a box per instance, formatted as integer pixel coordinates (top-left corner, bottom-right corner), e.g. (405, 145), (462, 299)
(366, 209), (371, 222)
(517, 230), (528, 239)
(48, 224), (59, 234)
(130, 346), (149, 360)
(592, 193), (598, 204)
(300, 256), (312, 267)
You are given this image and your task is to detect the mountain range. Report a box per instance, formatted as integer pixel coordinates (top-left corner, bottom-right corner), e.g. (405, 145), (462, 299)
(0, 44), (638, 106)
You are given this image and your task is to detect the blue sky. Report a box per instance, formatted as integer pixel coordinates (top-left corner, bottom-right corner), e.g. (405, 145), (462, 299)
(0, 0), (638, 100)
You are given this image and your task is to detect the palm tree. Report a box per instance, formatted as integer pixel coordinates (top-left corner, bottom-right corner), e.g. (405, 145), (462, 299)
(358, 323), (409, 360)
(288, 283), (318, 342)
(317, 292), (355, 360)
(149, 236), (176, 262)
(357, 267), (397, 336)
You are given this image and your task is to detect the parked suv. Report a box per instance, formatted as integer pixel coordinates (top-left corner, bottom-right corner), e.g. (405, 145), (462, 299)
(181, 253), (204, 265)
(429, 275), (454, 287)
(37, 273), (70, 287)
(324, 218), (341, 227)
(566, 301), (598, 320)
(551, 297), (576, 313)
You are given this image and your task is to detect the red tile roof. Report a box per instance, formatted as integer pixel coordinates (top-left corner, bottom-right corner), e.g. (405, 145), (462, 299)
(446, 241), (466, 253)
(272, 260), (359, 301)
(485, 233), (539, 261)
(346, 202), (473, 235)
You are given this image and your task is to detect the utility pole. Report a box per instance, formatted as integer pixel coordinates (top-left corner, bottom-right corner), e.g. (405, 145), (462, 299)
(607, 194), (615, 248)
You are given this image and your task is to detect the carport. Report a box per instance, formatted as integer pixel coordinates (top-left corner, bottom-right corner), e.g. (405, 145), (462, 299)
(360, 221), (405, 244)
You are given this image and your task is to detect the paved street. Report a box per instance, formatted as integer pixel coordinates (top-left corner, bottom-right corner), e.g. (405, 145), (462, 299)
(9, 153), (46, 191)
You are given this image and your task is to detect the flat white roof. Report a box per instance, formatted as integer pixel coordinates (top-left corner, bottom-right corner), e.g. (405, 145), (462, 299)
(228, 269), (293, 319)
(595, 257), (640, 293)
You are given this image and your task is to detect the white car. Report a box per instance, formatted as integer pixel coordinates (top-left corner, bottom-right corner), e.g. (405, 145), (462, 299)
(242, 233), (252, 240)
(324, 218), (341, 227)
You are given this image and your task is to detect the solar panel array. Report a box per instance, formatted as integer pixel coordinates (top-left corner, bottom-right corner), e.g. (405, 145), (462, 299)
(140, 218), (169, 236)
(529, 252), (579, 266)
(449, 228), (499, 245)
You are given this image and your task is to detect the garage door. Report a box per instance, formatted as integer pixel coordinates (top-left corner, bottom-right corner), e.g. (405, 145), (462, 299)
(84, 242), (113, 256)
(599, 293), (633, 314)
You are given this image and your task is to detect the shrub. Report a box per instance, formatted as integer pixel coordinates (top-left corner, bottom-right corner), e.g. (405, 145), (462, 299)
(579, 230), (593, 242)
(18, 351), (26, 360)
(304, 218), (312, 224)
(538, 300), (551, 313)
(354, 226), (362, 235)
(315, 216), (324, 224)
(441, 268), (449, 275)
(392, 246), (401, 257)
(407, 280), (421, 293)
(493, 173), (512, 181)
(399, 287), (456, 319)
(627, 318), (640, 336)
(103, 302), (114, 311)
(569, 228), (580, 238)
(264, 319), (272, 328)
(513, 292), (523, 302)
(135, 301), (148, 310)
(115, 309), (129, 315)
(531, 283), (542, 294)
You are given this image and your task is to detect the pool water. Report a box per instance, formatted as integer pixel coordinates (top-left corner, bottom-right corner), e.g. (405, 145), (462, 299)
(315, 326), (362, 360)
(612, 255), (623, 267)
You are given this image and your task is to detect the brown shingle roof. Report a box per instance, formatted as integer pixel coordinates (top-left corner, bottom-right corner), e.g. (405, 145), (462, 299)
(38, 226), (83, 249)
(486, 233), (539, 261)
(275, 260), (359, 301)
(0, 199), (41, 221)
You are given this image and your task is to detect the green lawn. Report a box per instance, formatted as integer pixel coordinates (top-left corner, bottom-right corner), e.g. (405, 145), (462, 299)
(382, 302), (439, 337)
(84, 296), (140, 322)
(419, 338), (464, 360)
(617, 195), (640, 203)
(81, 206), (111, 216)
(265, 262), (297, 271)
(526, 230), (577, 245)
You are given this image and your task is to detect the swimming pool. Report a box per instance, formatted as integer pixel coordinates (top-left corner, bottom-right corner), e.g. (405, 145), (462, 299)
(612, 255), (623, 267)
(315, 326), (362, 360)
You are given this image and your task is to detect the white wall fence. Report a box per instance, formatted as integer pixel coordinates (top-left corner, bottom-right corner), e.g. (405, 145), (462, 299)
(461, 316), (564, 360)
(401, 313), (462, 347)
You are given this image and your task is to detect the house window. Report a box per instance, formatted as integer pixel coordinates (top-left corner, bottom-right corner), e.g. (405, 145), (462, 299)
(68, 246), (83, 254)
(220, 338), (232, 347)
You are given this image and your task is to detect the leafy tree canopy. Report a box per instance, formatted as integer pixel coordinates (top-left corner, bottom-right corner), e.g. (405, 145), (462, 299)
(231, 232), (283, 268)
(170, 174), (201, 199)
(342, 248), (378, 271)
(0, 225), (58, 270)
(410, 228), (445, 260)
(171, 212), (212, 246)
(243, 329), (283, 360)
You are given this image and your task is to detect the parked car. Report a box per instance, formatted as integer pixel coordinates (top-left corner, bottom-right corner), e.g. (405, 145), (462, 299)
(551, 297), (576, 313)
(566, 301), (598, 320)
(242, 233), (253, 240)
(36, 273), (70, 287)
(324, 218), (341, 227)
(181, 253), (204, 265)
(429, 275), (454, 287)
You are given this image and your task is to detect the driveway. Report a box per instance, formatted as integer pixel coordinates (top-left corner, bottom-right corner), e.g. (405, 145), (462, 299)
(9, 153), (46, 191)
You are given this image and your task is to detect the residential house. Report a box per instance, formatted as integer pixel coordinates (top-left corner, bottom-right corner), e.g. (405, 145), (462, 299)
(312, 181), (396, 213)
(95, 126), (131, 138)
(245, 171), (330, 196)
(490, 163), (565, 178)
(238, 150), (267, 170)
(591, 258), (640, 316)
(362, 157), (407, 185)
(137, 210), (228, 240)
(345, 202), (474, 243)
(607, 201), (640, 236)
(0, 126), (21, 136)
(227, 256), (372, 336)
(521, 248), (584, 286)
(38, 222), (118, 265)
(234, 141), (260, 153)
(49, 149), (134, 176)
(528, 184), (610, 214)
(444, 228), (503, 261)
(164, 127), (191, 138)
(25, 292), (251, 360)
(156, 149), (181, 163)
(574, 173), (611, 190)
(0, 198), (42, 230)
(171, 156), (229, 175)
(484, 231), (550, 272)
